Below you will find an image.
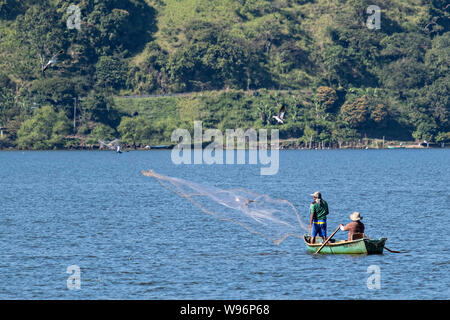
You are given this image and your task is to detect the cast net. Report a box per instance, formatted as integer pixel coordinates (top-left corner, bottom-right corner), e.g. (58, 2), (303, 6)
(142, 170), (308, 245)
(99, 139), (120, 150)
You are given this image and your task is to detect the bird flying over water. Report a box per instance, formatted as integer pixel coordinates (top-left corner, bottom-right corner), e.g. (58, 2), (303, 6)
(42, 50), (64, 74)
(99, 139), (121, 151)
(273, 105), (286, 124)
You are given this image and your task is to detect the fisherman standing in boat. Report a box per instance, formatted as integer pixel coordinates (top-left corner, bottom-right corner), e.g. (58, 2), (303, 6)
(309, 191), (329, 244)
(340, 211), (365, 241)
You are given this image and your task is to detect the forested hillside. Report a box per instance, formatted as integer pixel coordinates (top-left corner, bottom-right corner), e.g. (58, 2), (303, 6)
(0, 0), (448, 149)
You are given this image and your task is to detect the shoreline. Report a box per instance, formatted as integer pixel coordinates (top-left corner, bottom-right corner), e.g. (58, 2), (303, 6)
(1, 136), (446, 151)
(0, 144), (447, 152)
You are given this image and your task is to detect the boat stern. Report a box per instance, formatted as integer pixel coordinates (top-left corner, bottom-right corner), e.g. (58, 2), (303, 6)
(364, 238), (387, 254)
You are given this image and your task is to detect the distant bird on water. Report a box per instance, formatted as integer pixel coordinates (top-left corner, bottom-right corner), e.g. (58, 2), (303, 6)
(273, 105), (286, 124)
(41, 50), (64, 74)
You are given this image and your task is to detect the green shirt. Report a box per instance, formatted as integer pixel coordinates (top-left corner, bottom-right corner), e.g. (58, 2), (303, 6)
(310, 200), (329, 220)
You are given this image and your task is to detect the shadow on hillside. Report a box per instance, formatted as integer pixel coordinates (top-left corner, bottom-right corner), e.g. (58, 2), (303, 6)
(113, 0), (158, 55)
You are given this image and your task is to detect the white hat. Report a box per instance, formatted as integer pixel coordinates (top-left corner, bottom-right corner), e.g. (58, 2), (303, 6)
(350, 211), (363, 221)
(310, 191), (321, 198)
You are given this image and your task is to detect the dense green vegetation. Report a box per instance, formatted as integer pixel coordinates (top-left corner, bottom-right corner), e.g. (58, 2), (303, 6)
(0, 0), (448, 149)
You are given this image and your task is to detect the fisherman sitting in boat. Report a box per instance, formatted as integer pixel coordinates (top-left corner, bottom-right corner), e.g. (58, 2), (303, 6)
(340, 211), (365, 241)
(309, 191), (329, 244)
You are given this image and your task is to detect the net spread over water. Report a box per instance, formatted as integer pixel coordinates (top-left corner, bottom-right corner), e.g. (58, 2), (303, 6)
(142, 170), (308, 245)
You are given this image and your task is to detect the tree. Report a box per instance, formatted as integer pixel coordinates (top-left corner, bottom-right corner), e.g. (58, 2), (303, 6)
(17, 105), (70, 149)
(412, 121), (438, 142)
(78, 0), (156, 57)
(81, 90), (121, 127)
(315, 86), (338, 117)
(14, 3), (68, 71)
(425, 32), (450, 80)
(95, 56), (127, 90)
(316, 86), (338, 110)
(91, 123), (116, 141)
(340, 96), (370, 128)
(435, 131), (450, 144)
(300, 125), (317, 149)
(0, 86), (15, 124)
(0, 0), (21, 19)
(380, 33), (430, 63)
(380, 58), (428, 91)
(165, 19), (268, 92)
(29, 77), (77, 116)
(117, 116), (152, 148)
(331, 126), (359, 148)
(424, 0), (450, 36)
(370, 103), (388, 124)
(415, 76), (449, 129)
(256, 102), (274, 125)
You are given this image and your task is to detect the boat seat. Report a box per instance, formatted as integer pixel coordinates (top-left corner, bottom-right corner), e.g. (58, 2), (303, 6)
(351, 233), (366, 240)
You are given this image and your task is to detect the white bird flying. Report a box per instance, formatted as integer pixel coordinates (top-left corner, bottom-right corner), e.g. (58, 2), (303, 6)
(42, 50), (64, 74)
(273, 105), (286, 124)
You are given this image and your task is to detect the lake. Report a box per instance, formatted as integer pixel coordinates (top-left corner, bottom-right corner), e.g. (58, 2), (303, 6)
(0, 149), (448, 299)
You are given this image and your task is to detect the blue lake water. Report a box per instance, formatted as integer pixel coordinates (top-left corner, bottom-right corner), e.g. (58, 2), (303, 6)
(0, 149), (449, 299)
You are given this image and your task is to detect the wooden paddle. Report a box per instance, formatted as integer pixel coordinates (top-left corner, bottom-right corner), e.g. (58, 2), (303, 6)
(384, 246), (403, 253)
(315, 226), (340, 255)
(364, 235), (403, 254)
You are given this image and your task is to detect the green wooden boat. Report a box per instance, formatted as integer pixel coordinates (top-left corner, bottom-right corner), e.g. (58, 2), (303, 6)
(387, 146), (406, 149)
(303, 235), (387, 254)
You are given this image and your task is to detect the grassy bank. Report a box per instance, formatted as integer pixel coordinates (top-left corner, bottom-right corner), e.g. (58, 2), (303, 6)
(112, 88), (424, 148)
(1, 88), (447, 150)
